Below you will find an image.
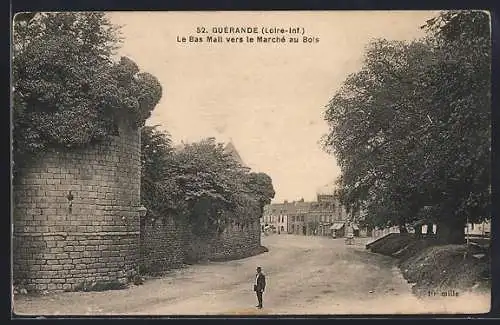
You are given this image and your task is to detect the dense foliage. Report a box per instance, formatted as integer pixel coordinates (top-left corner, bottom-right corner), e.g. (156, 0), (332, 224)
(140, 126), (187, 219)
(12, 12), (162, 164)
(244, 172), (276, 212)
(140, 128), (275, 234)
(13, 12), (273, 236)
(323, 11), (491, 244)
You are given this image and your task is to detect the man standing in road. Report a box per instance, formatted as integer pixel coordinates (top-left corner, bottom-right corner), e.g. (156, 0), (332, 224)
(254, 266), (266, 309)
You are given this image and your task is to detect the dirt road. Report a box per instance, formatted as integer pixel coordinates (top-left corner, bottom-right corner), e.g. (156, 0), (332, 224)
(13, 234), (490, 316)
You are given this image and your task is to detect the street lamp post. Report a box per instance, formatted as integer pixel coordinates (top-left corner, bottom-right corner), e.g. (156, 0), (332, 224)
(138, 206), (147, 218)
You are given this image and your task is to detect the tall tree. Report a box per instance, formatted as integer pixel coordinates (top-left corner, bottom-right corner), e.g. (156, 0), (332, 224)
(140, 126), (187, 218)
(419, 10), (491, 243)
(171, 138), (254, 234)
(245, 172), (276, 213)
(323, 11), (490, 244)
(139, 126), (276, 235)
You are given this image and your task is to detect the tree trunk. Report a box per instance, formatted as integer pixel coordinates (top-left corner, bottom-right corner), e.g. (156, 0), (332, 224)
(426, 223), (434, 235)
(436, 219), (465, 244)
(415, 225), (423, 238)
(399, 225), (408, 233)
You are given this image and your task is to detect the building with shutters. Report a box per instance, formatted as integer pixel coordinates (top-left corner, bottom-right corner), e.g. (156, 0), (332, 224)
(262, 190), (351, 237)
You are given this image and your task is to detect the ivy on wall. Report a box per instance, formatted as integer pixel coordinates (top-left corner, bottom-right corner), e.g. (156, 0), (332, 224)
(12, 12), (162, 169)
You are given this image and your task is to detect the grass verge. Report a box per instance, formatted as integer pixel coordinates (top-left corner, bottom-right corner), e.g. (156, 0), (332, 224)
(367, 234), (490, 297)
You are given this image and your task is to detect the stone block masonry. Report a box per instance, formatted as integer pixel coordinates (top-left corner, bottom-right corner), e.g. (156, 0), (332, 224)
(13, 120), (265, 291)
(140, 216), (263, 273)
(184, 219), (262, 264)
(13, 122), (142, 292)
(210, 219), (261, 260)
(139, 215), (187, 274)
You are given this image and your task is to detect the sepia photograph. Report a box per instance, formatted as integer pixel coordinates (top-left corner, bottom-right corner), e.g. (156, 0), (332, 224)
(11, 10), (491, 316)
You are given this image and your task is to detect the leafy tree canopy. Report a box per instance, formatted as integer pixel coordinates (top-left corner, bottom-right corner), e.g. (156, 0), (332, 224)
(140, 131), (275, 235)
(13, 12), (162, 162)
(140, 126), (187, 219)
(245, 172), (276, 211)
(323, 11), (490, 243)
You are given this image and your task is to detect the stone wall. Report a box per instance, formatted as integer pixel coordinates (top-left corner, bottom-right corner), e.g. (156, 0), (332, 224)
(138, 195), (263, 273)
(139, 215), (187, 274)
(185, 219), (262, 263)
(210, 219), (261, 260)
(13, 123), (142, 292)
(139, 218), (262, 273)
(13, 121), (265, 290)
(139, 216), (262, 274)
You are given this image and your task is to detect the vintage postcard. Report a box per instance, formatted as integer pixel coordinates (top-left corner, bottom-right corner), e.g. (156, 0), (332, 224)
(11, 10), (491, 316)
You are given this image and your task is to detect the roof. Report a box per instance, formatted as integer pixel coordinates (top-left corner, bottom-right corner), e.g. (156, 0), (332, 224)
(317, 181), (336, 195)
(330, 222), (345, 230)
(410, 219), (432, 227)
(224, 141), (246, 167)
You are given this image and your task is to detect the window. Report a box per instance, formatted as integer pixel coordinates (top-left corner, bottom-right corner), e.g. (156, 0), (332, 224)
(292, 216), (295, 222)
(301, 216), (305, 222)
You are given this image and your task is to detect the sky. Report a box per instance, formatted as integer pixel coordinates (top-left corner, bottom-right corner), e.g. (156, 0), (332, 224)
(108, 11), (438, 203)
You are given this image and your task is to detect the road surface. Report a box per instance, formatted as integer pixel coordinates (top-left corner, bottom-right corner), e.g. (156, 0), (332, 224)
(13, 234), (489, 316)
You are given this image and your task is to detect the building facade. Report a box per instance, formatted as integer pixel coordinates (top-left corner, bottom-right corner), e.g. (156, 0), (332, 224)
(262, 203), (289, 234)
(262, 194), (350, 237)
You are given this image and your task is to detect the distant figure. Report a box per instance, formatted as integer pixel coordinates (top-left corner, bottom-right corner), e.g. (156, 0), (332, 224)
(253, 266), (266, 309)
